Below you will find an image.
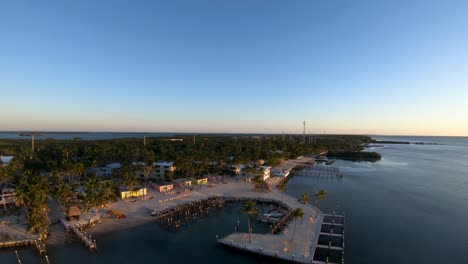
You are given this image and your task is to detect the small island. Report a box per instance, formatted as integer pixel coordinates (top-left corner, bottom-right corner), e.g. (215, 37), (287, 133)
(327, 150), (382, 162)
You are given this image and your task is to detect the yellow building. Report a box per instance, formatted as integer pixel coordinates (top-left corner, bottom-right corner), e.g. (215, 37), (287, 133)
(196, 178), (209, 185)
(120, 188), (147, 199)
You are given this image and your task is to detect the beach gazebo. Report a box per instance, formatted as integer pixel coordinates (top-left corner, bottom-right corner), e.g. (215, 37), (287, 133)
(66, 206), (81, 221)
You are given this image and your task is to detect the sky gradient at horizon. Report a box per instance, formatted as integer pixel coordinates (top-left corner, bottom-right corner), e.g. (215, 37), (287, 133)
(1, 1), (468, 136)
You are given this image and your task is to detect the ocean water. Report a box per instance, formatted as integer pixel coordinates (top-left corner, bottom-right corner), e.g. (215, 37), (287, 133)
(1, 136), (467, 263)
(287, 136), (468, 263)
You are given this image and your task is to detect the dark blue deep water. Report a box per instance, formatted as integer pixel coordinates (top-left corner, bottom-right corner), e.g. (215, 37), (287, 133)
(1, 136), (467, 263)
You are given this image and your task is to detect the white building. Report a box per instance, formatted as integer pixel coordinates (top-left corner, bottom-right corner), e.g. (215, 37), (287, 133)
(86, 162), (121, 178)
(106, 163), (121, 170)
(0, 156), (14, 166)
(153, 161), (176, 179)
(259, 166), (271, 180)
(0, 188), (15, 206)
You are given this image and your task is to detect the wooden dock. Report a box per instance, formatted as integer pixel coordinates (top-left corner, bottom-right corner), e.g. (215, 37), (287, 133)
(217, 192), (325, 263)
(67, 224), (97, 251)
(0, 239), (35, 249)
(300, 166), (343, 178)
(314, 212), (345, 264)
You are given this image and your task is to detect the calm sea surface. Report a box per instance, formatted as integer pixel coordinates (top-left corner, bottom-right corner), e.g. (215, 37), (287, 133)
(1, 136), (467, 263)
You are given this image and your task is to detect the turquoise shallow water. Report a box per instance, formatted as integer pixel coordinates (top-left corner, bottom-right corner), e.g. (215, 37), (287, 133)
(1, 136), (467, 263)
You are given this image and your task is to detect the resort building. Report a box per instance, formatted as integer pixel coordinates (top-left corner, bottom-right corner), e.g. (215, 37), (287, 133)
(87, 167), (114, 178)
(0, 155), (13, 166)
(153, 183), (174, 193)
(120, 188), (148, 199)
(87, 162), (122, 178)
(106, 163), (121, 170)
(0, 188), (15, 206)
(259, 166), (271, 180)
(196, 178), (209, 185)
(153, 161), (176, 179)
(174, 179), (192, 188)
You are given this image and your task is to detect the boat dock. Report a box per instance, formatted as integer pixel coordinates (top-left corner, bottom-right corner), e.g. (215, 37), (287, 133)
(61, 220), (97, 251)
(314, 212), (345, 264)
(300, 166), (343, 178)
(68, 225), (97, 251)
(0, 239), (50, 264)
(216, 186), (325, 263)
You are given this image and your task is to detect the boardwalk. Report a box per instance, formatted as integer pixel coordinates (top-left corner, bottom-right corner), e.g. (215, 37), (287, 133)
(215, 177), (325, 264)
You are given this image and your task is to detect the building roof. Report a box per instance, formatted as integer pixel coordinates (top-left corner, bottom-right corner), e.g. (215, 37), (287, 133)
(154, 183), (173, 187)
(67, 206), (81, 217)
(106, 163), (121, 169)
(0, 156), (14, 164)
(120, 187), (147, 192)
(153, 161), (174, 166)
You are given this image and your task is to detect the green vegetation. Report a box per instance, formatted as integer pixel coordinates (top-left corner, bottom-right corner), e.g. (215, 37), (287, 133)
(15, 172), (51, 239)
(327, 150), (381, 162)
(298, 192), (310, 223)
(314, 189), (328, 218)
(242, 200), (258, 244)
(291, 208), (304, 241)
(0, 134), (373, 238)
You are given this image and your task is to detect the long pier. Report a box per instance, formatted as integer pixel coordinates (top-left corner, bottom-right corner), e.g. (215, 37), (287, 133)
(0, 238), (50, 263)
(67, 224), (97, 251)
(300, 166), (343, 178)
(215, 190), (325, 263)
(314, 212), (345, 264)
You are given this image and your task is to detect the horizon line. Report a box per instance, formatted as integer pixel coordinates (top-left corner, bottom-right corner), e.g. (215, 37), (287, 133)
(0, 130), (467, 138)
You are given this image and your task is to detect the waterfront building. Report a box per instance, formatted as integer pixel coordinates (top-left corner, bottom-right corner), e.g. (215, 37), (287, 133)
(196, 178), (209, 185)
(153, 183), (174, 192)
(174, 179), (192, 188)
(153, 161), (176, 179)
(120, 188), (148, 199)
(259, 166), (271, 180)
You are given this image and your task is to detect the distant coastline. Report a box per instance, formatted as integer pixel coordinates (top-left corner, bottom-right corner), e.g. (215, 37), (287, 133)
(371, 140), (441, 145)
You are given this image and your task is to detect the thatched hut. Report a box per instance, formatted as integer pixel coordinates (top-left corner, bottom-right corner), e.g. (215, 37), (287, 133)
(66, 206), (81, 221)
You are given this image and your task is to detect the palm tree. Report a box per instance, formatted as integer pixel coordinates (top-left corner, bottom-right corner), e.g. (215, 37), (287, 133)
(0, 167), (13, 210)
(242, 200), (258, 243)
(277, 183), (287, 203)
(298, 192), (310, 223)
(55, 182), (75, 206)
(291, 208), (304, 241)
(84, 175), (100, 209)
(14, 184), (30, 221)
(315, 189), (328, 218)
(142, 164), (154, 188)
(72, 162), (86, 186)
(101, 181), (117, 203)
(123, 170), (139, 193)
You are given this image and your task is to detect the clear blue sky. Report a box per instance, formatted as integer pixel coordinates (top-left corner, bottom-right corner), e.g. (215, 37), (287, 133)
(1, 0), (468, 135)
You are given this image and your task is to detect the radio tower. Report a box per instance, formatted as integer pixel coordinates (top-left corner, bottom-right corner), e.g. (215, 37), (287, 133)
(303, 120), (306, 143)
